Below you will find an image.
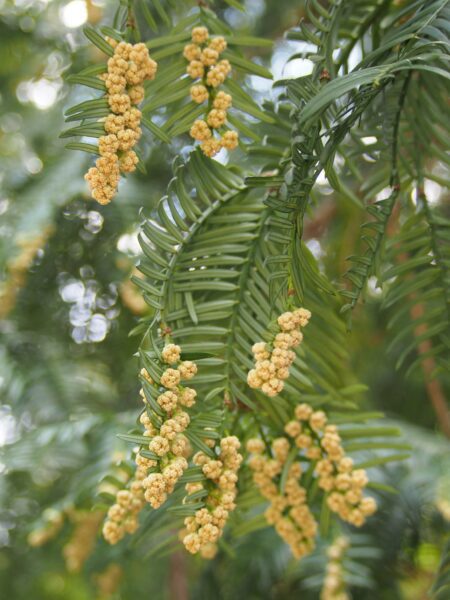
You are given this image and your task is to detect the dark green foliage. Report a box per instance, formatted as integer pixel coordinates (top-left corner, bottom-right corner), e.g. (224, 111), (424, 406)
(1, 1), (449, 599)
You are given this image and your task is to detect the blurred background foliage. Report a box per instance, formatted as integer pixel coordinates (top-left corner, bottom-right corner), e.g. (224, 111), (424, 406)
(0, 1), (449, 599)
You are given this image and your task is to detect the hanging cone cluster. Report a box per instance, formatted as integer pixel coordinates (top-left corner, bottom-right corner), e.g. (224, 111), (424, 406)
(185, 26), (239, 157)
(247, 308), (311, 397)
(182, 436), (242, 559)
(85, 40), (157, 204)
(247, 403), (377, 558)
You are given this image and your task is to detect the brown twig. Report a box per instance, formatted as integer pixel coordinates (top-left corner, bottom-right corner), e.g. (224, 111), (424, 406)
(388, 202), (450, 438)
(410, 302), (450, 438)
(169, 550), (189, 600)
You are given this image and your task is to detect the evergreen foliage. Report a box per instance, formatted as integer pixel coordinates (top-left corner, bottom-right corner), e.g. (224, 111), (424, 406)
(0, 1), (449, 598)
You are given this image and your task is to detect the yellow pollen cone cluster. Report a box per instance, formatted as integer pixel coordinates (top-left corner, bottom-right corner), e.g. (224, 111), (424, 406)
(247, 307), (311, 397)
(0, 229), (53, 319)
(184, 26), (239, 157)
(102, 343), (197, 544)
(321, 536), (350, 600)
(284, 404), (377, 526)
(182, 436), (242, 558)
(139, 344), (198, 509)
(247, 437), (318, 559)
(63, 510), (104, 572)
(247, 404), (377, 558)
(102, 472), (146, 545)
(85, 39), (157, 204)
(27, 508), (64, 547)
(94, 563), (123, 599)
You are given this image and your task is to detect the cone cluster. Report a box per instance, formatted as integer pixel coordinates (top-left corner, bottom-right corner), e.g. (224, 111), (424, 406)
(63, 510), (104, 572)
(27, 508), (64, 547)
(247, 437), (318, 559)
(247, 307), (311, 397)
(321, 536), (350, 600)
(139, 344), (198, 509)
(94, 563), (123, 599)
(284, 404), (377, 526)
(85, 39), (157, 204)
(102, 472), (146, 544)
(182, 436), (242, 559)
(1, 229), (52, 319)
(102, 344), (198, 544)
(246, 403), (377, 558)
(184, 26), (239, 157)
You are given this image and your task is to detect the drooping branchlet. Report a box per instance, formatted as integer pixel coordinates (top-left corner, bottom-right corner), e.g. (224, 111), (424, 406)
(140, 345), (198, 509)
(286, 405), (377, 527)
(102, 342), (198, 544)
(247, 307), (311, 397)
(247, 403), (377, 558)
(184, 27), (239, 157)
(102, 471), (146, 545)
(85, 40), (157, 204)
(182, 435), (242, 558)
(321, 536), (350, 600)
(247, 437), (318, 559)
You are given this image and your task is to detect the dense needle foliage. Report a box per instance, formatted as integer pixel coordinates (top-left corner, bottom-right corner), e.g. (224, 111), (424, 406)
(0, 1), (449, 599)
